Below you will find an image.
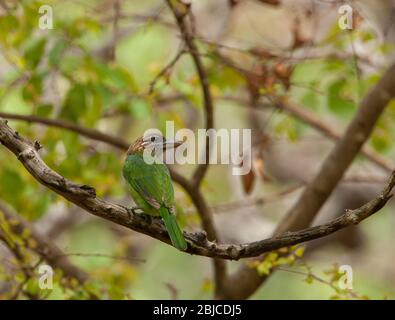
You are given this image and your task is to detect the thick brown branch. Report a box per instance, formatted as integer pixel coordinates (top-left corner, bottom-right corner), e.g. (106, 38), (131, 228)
(1, 120), (393, 261)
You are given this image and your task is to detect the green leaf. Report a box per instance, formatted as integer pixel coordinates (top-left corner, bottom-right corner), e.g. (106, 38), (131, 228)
(61, 84), (87, 122)
(22, 73), (44, 103)
(371, 130), (392, 152)
(209, 64), (244, 91)
(256, 252), (278, 275)
(0, 14), (19, 42)
(59, 56), (82, 77)
(274, 115), (299, 141)
(49, 40), (67, 66)
(327, 79), (355, 117)
(91, 83), (112, 110)
(276, 257), (291, 265)
(24, 37), (47, 69)
(257, 261), (272, 276)
(96, 64), (136, 91)
(301, 90), (319, 110)
(305, 274), (314, 284)
(294, 247), (305, 258)
(129, 98), (151, 119)
(37, 103), (53, 117)
(1, 168), (24, 198)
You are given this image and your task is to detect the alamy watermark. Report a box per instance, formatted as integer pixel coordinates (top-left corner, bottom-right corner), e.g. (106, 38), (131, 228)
(38, 264), (54, 290)
(338, 264), (353, 290)
(338, 4), (353, 30)
(38, 5), (53, 30)
(141, 122), (252, 176)
(37, 3), (354, 31)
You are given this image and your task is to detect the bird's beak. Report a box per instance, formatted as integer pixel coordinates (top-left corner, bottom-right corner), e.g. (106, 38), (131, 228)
(163, 139), (184, 150)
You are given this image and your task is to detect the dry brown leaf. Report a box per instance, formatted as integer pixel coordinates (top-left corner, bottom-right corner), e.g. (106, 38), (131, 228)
(254, 154), (272, 183)
(291, 17), (310, 49)
(241, 160), (256, 194)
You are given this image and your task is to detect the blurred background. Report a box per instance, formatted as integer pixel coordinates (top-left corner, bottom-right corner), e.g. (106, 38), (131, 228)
(0, 0), (395, 299)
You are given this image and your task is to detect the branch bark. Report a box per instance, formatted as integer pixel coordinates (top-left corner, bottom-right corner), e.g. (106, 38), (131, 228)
(1, 120), (393, 261)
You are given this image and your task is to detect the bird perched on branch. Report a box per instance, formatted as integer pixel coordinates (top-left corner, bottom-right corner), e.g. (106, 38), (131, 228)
(123, 133), (187, 251)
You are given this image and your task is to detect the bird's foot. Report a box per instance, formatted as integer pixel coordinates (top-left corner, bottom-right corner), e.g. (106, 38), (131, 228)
(130, 206), (144, 214)
(192, 230), (207, 244)
(126, 207), (153, 225)
(126, 206), (144, 220)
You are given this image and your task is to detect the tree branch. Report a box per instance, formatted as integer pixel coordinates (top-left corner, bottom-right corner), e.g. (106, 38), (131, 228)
(165, 0), (215, 187)
(1, 120), (393, 261)
(220, 62), (395, 299)
(149, 47), (186, 94)
(270, 97), (394, 173)
(0, 112), (129, 149)
(219, 94), (394, 174)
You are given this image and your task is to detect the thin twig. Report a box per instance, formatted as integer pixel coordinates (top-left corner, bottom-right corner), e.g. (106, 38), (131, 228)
(212, 184), (303, 213)
(0, 112), (129, 149)
(149, 48), (186, 94)
(165, 1), (215, 187)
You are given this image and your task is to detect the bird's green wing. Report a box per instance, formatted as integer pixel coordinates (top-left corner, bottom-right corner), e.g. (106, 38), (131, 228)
(123, 154), (187, 251)
(123, 154), (174, 210)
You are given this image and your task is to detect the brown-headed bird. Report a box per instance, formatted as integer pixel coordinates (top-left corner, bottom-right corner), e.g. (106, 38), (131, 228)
(122, 133), (187, 251)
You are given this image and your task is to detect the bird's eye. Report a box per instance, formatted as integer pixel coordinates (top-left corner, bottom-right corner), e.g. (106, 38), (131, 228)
(150, 136), (156, 142)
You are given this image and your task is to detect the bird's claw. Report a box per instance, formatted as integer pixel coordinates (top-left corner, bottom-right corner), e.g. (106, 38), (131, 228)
(193, 230), (207, 243)
(131, 206), (144, 214)
(126, 207), (153, 225)
(126, 206), (144, 220)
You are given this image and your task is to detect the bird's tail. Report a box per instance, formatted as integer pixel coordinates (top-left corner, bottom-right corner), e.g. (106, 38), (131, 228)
(159, 207), (187, 251)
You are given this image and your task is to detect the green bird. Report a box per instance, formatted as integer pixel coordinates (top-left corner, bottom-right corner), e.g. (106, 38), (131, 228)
(122, 133), (188, 251)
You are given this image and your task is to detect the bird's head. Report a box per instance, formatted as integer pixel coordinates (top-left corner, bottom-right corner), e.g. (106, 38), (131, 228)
(127, 133), (184, 156)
